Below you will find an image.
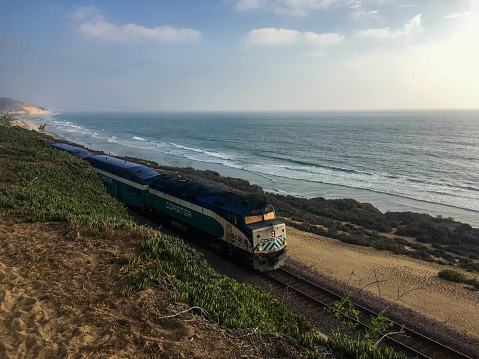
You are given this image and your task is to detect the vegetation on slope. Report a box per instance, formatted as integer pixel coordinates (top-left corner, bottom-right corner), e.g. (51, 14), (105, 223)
(438, 269), (479, 289)
(1, 113), (15, 126)
(270, 195), (479, 273)
(1, 124), (407, 358)
(0, 126), (131, 229)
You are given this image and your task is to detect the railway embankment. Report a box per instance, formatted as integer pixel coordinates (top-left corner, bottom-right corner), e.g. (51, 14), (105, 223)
(0, 123), (416, 358)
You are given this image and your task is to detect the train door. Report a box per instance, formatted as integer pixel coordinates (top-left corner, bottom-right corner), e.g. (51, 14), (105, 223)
(116, 182), (122, 201)
(225, 220), (234, 256)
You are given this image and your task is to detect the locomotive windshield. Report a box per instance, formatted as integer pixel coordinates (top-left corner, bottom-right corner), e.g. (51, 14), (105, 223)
(245, 205), (276, 225)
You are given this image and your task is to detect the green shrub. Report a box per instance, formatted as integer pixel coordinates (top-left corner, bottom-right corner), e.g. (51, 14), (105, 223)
(0, 114), (14, 126)
(312, 331), (407, 359)
(438, 269), (467, 283)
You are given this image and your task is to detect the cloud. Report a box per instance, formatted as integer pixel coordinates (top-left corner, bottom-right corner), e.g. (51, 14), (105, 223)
(273, 7), (308, 16)
(277, 0), (354, 10)
(443, 12), (469, 19)
(302, 31), (346, 46)
(244, 27), (344, 47)
(234, 0), (400, 17)
(355, 13), (422, 39)
(71, 6), (100, 20)
(443, 0), (478, 21)
(308, 50), (326, 57)
(77, 15), (202, 43)
(235, 0), (359, 16)
(351, 9), (379, 20)
(244, 28), (301, 45)
(348, 1), (383, 26)
(236, 0), (266, 10)
(444, 0), (479, 20)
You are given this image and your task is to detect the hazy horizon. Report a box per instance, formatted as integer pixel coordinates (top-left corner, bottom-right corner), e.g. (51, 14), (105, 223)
(2, 1), (479, 112)
(45, 108), (479, 114)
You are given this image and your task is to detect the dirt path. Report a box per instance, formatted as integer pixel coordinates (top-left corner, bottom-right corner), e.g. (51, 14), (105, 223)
(286, 226), (479, 339)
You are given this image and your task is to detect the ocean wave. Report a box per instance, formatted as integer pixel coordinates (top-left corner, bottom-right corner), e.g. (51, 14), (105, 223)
(170, 143), (235, 160)
(149, 142), (479, 212)
(270, 187), (303, 197)
(459, 185), (479, 192)
(133, 136), (149, 142)
(170, 150), (242, 169)
(265, 154), (374, 176)
(240, 162), (479, 212)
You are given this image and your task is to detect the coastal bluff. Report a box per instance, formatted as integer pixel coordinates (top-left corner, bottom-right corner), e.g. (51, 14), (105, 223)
(0, 97), (51, 115)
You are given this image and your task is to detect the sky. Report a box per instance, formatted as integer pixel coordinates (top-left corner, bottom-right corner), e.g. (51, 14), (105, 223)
(1, 0), (479, 111)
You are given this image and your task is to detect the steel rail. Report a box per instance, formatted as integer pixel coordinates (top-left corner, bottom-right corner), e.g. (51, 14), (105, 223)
(264, 267), (473, 359)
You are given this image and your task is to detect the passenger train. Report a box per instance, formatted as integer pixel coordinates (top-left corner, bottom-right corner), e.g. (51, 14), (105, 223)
(48, 141), (287, 271)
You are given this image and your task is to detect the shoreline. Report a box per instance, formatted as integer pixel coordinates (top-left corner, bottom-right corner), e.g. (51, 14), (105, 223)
(15, 116), (64, 140)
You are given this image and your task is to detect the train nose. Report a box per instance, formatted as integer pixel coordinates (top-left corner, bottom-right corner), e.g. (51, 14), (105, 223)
(269, 256), (278, 267)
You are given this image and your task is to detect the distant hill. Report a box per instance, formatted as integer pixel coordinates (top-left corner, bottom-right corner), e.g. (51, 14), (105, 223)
(0, 97), (51, 115)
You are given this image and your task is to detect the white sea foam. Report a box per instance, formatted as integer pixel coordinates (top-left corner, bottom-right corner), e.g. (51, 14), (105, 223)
(242, 162), (479, 212)
(133, 136), (149, 142)
(170, 143), (235, 160)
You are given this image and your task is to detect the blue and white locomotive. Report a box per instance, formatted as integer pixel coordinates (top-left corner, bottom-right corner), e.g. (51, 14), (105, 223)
(48, 141), (287, 271)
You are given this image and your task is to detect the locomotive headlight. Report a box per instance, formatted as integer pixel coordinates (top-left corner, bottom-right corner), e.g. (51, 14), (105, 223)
(271, 230), (275, 238)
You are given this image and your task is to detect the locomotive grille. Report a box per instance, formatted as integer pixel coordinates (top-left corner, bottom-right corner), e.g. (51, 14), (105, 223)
(254, 237), (284, 252)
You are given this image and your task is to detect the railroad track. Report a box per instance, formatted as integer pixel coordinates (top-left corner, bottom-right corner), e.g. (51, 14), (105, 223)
(130, 210), (474, 358)
(263, 267), (473, 359)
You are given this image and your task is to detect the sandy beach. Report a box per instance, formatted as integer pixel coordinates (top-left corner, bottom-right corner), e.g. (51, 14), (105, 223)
(286, 226), (479, 339)
(14, 117), (62, 140)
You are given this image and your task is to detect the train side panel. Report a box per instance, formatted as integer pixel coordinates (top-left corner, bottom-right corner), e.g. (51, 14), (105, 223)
(148, 188), (255, 254)
(148, 188), (225, 238)
(92, 168), (150, 208)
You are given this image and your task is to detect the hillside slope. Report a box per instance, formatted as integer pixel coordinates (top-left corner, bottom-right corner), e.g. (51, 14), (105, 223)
(0, 97), (50, 115)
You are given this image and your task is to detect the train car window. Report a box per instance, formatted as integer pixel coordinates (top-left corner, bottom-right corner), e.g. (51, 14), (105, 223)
(245, 215), (262, 225)
(137, 188), (140, 196)
(264, 212), (275, 221)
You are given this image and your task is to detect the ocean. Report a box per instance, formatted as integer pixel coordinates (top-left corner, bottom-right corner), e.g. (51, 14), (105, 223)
(32, 110), (479, 228)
